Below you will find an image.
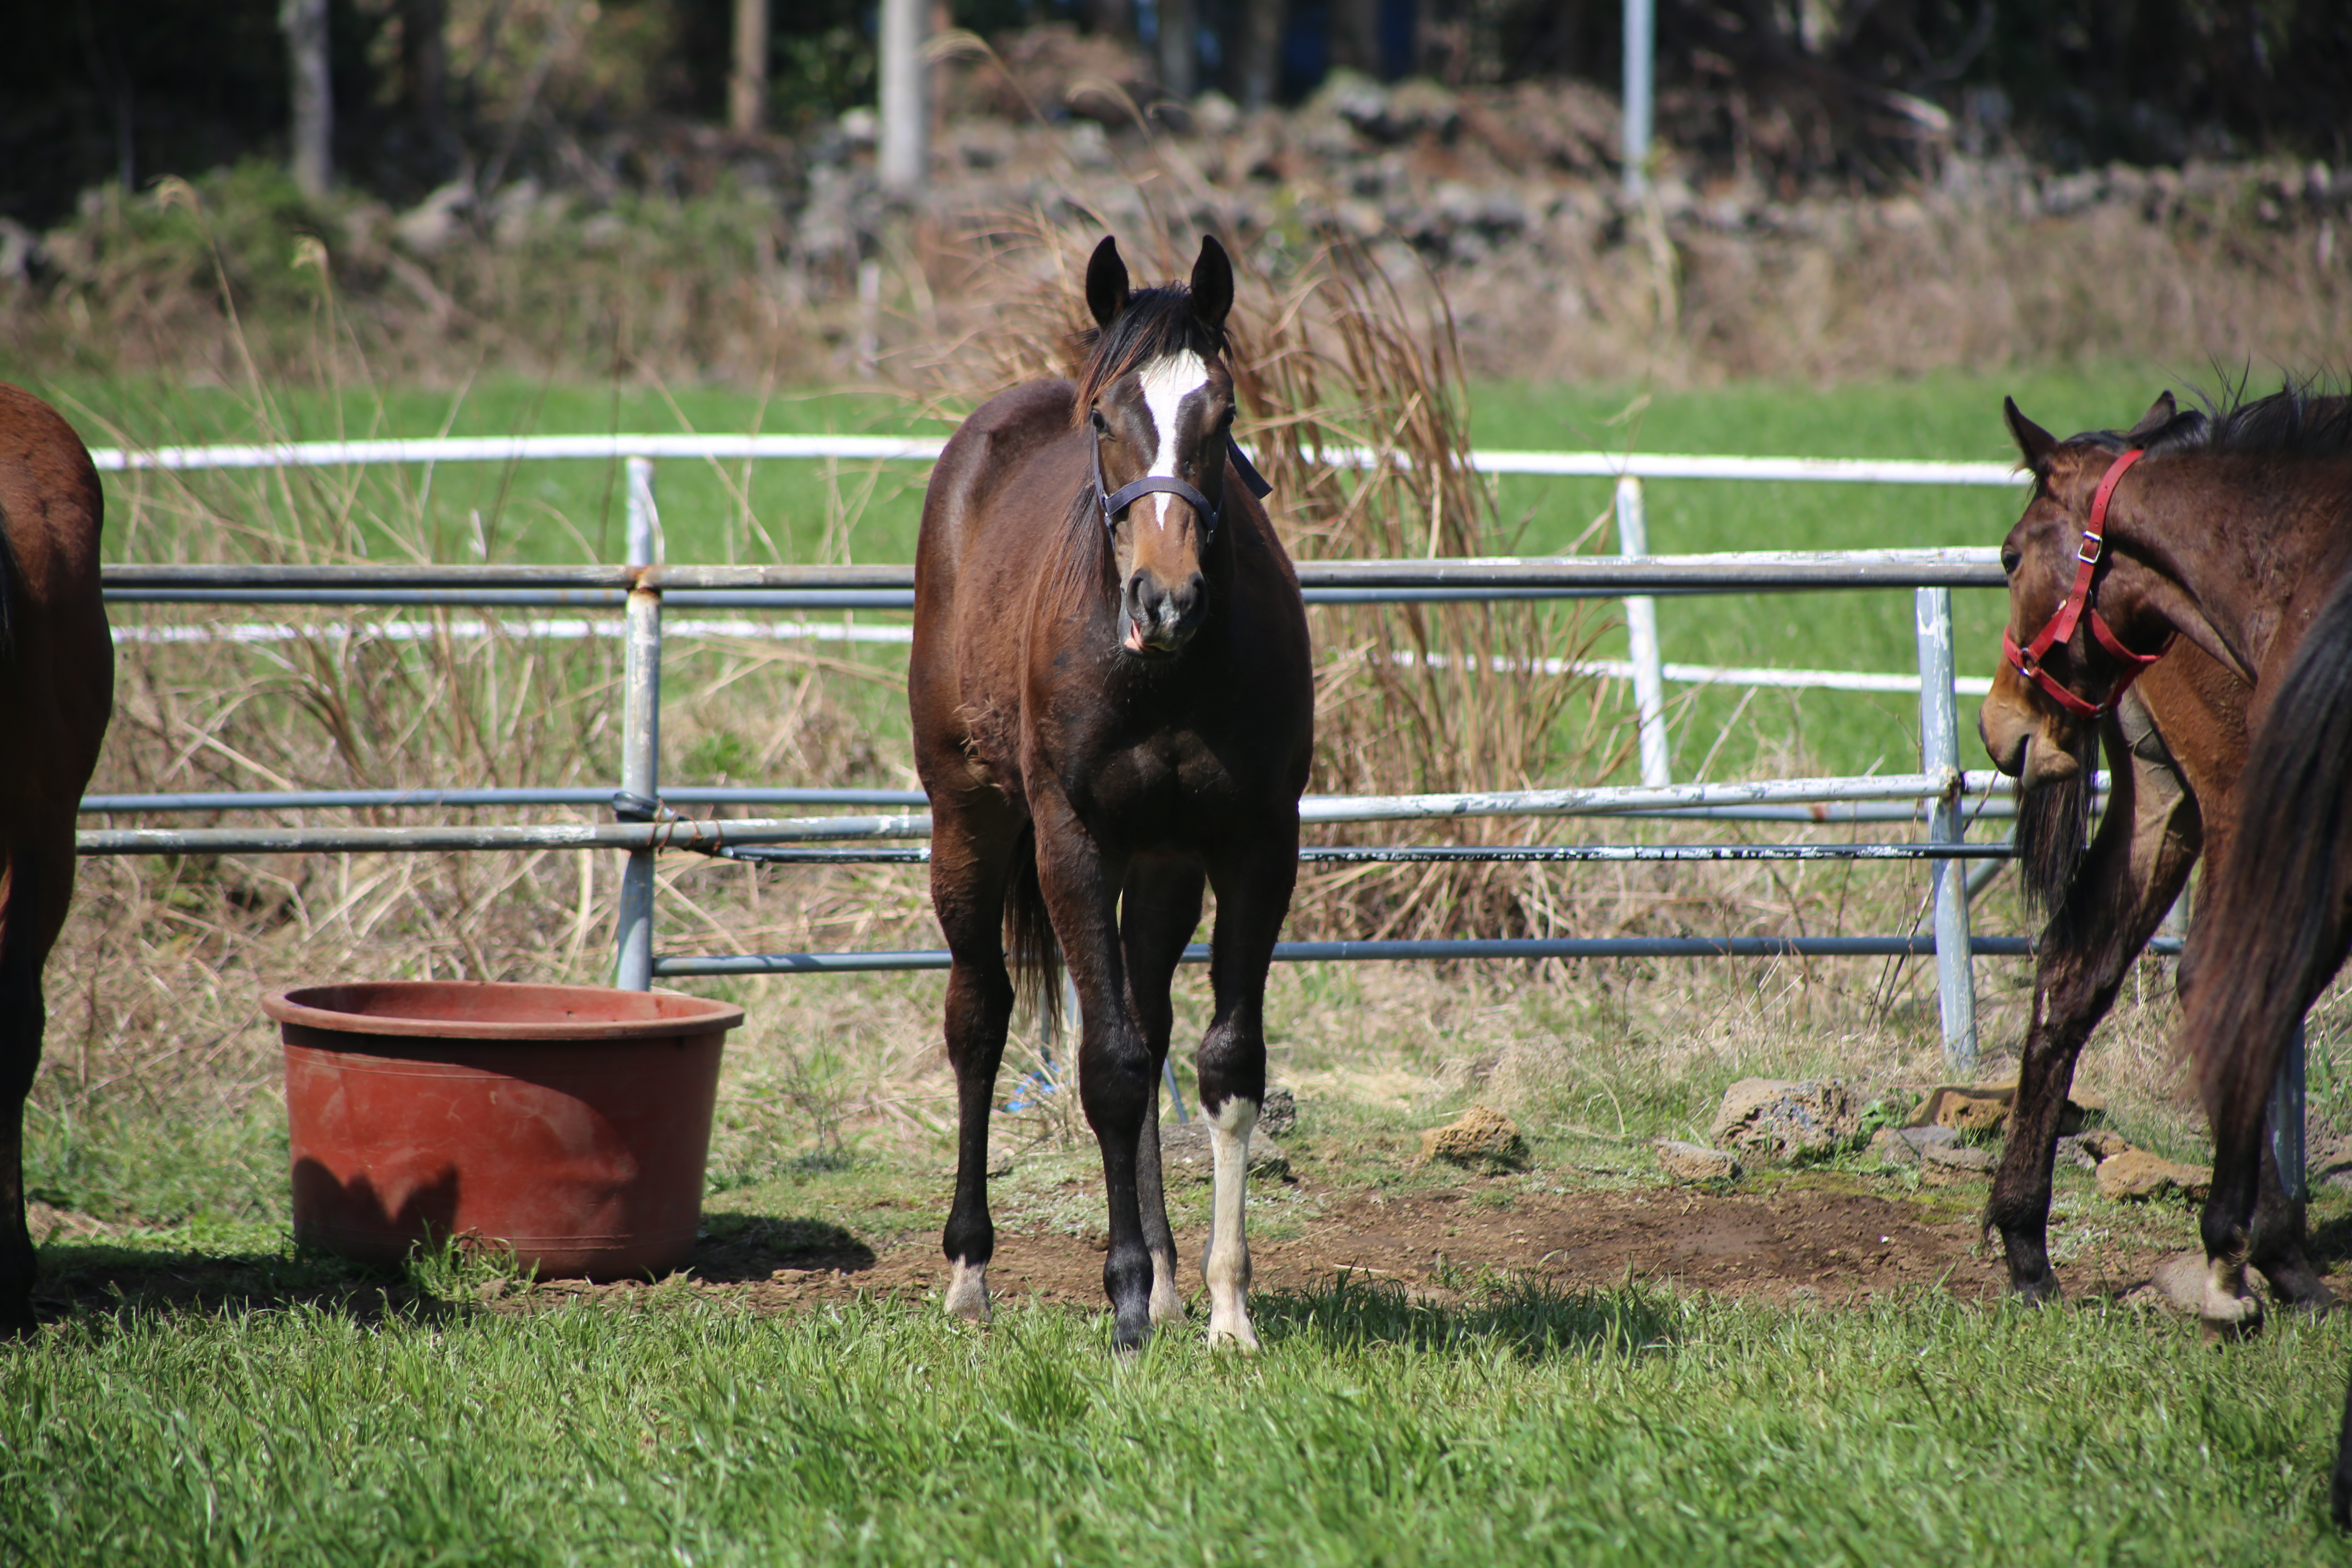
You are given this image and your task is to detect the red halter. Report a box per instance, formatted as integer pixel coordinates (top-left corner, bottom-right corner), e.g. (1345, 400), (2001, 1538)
(2002, 448), (2170, 718)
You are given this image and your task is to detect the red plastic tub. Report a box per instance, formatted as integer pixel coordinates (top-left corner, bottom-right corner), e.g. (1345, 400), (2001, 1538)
(263, 980), (745, 1279)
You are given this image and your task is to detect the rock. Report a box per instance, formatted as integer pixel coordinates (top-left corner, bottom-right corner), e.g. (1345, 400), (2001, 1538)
(2311, 1134), (2352, 1189)
(1159, 1119), (1289, 1182)
(2056, 1128), (2133, 1169)
(1913, 1084), (2012, 1135)
(1259, 1086), (1297, 1137)
(2096, 1148), (2212, 1203)
(1708, 1078), (1861, 1158)
(2145, 1250), (2212, 1314)
(1416, 1105), (1529, 1170)
(2060, 1093), (2109, 1134)
(1922, 1142), (1997, 1174)
(1655, 1141), (1742, 1182)
(392, 178), (473, 256)
(1907, 1080), (2105, 1136)
(1871, 1125), (1959, 1167)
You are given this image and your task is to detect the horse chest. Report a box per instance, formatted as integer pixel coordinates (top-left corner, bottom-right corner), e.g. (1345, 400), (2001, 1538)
(1053, 721), (1252, 833)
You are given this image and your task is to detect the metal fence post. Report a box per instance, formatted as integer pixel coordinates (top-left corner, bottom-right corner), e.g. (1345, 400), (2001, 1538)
(1915, 586), (1977, 1069)
(615, 457), (663, 990)
(1615, 476), (1671, 787)
(1621, 0), (1654, 198)
(2271, 1024), (2309, 1200)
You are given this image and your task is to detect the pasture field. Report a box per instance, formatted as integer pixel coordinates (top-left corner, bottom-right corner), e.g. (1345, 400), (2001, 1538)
(22, 363), (2352, 1561)
(15, 1108), (2352, 1565)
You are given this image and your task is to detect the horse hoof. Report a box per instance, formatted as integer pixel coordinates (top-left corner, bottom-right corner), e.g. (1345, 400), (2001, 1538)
(2261, 1268), (2337, 1318)
(2199, 1302), (2263, 1343)
(1206, 1316), (1261, 1354)
(944, 1260), (993, 1324)
(2008, 1273), (2063, 1308)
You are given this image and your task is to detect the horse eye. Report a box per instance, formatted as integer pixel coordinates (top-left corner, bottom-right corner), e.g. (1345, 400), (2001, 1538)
(2000, 547), (2021, 576)
(1090, 408), (1108, 434)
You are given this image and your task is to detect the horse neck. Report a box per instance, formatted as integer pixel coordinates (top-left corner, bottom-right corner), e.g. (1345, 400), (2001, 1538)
(2117, 455), (2352, 679)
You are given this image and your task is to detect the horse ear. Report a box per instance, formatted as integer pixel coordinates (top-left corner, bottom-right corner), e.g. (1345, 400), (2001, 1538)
(1086, 237), (1129, 329)
(2124, 391), (2177, 441)
(2005, 397), (2058, 474)
(1189, 235), (1234, 335)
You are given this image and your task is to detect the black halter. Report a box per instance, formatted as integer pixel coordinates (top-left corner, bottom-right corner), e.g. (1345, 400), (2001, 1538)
(1093, 428), (1273, 545)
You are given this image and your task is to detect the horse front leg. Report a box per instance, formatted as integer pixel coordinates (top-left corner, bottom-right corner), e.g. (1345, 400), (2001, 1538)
(1989, 719), (2197, 1302)
(928, 801), (1020, 1325)
(1121, 855), (1206, 1327)
(1194, 816), (1298, 1352)
(1030, 790), (1156, 1349)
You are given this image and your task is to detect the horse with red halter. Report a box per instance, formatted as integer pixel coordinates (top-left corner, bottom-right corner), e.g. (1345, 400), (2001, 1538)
(1978, 391), (2333, 1311)
(909, 236), (1312, 1350)
(1982, 382), (2352, 1520)
(0, 385), (116, 1332)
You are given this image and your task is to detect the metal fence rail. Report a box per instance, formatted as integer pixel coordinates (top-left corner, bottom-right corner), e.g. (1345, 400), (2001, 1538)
(90, 438), (2039, 1069)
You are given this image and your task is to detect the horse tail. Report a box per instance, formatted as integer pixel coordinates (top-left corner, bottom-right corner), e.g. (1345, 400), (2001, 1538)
(2189, 566), (2352, 1132)
(0, 498), (18, 665)
(1002, 824), (1064, 1035)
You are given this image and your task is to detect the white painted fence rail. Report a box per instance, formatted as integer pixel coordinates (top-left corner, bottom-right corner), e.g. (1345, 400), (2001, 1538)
(89, 433), (2027, 488)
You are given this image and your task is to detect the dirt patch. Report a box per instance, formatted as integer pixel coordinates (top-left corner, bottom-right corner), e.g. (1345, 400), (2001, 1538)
(521, 1176), (2178, 1317)
(23, 1176), (2203, 1327)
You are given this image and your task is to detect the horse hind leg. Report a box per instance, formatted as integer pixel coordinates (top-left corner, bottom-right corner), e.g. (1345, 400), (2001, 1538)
(2248, 1066), (2333, 1314)
(0, 831), (74, 1333)
(931, 808), (1021, 1325)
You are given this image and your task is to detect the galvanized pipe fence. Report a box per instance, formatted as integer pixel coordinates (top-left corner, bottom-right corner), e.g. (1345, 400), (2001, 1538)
(88, 434), (2051, 1073)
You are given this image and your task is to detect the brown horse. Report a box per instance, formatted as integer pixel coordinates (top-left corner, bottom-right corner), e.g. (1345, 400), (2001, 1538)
(1979, 392), (2330, 1310)
(1981, 381), (2352, 1512)
(0, 384), (116, 1332)
(909, 236), (1313, 1350)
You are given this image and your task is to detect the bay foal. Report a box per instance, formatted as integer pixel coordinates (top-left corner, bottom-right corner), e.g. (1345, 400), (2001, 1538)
(909, 237), (1312, 1350)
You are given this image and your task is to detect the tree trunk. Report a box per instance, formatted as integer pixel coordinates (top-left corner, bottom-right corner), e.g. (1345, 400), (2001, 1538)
(1081, 0), (1134, 45)
(400, 0), (450, 157)
(281, 0), (332, 196)
(1225, 0), (1288, 110)
(1330, 0), (1381, 77)
(728, 0), (768, 135)
(1158, 0), (1198, 98)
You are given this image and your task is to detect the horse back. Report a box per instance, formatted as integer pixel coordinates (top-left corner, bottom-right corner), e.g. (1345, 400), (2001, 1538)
(911, 381), (1088, 793)
(0, 384), (114, 811)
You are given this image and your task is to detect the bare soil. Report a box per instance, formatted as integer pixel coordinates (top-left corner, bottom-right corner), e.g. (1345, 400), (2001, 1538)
(674, 1180), (2183, 1316)
(25, 1169), (2229, 1328)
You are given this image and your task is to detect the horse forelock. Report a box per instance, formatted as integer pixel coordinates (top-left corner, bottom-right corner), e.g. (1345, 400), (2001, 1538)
(1071, 285), (1224, 425)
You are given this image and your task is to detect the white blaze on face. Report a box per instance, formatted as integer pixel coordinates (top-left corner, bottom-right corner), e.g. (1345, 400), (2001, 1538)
(1137, 352), (1210, 529)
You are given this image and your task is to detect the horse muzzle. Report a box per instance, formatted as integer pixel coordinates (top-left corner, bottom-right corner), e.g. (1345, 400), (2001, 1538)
(1121, 569), (1206, 656)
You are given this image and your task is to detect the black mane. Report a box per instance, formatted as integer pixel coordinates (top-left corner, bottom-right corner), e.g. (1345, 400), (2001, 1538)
(1070, 284), (1223, 423)
(2068, 376), (2352, 458)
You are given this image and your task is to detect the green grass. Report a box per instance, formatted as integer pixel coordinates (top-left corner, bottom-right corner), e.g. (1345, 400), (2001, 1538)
(10, 1270), (2352, 1565)
(23, 365), (2191, 777)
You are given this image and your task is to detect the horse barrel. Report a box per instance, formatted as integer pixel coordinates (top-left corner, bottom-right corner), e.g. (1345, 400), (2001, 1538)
(262, 980), (743, 1279)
